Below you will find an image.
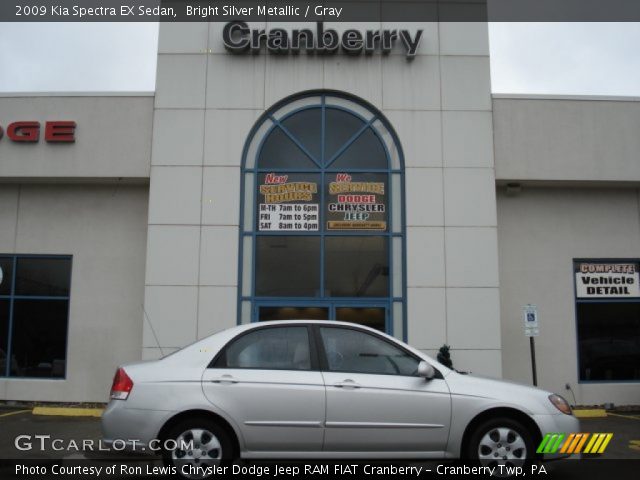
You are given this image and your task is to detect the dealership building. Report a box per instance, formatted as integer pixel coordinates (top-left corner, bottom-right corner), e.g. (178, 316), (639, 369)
(0, 22), (638, 405)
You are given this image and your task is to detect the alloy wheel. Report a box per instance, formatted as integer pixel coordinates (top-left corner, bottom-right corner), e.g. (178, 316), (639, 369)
(172, 428), (222, 478)
(477, 427), (527, 468)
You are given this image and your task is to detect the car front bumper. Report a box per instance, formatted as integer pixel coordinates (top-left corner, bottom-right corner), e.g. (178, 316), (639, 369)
(532, 413), (581, 461)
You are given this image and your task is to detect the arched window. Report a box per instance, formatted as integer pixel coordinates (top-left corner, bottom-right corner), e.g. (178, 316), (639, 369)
(238, 92), (406, 339)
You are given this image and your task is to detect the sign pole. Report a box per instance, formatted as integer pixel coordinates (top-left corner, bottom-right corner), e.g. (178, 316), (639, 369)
(523, 304), (539, 387)
(530, 336), (537, 386)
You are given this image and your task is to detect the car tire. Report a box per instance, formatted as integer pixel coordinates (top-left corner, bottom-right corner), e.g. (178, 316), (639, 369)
(162, 417), (234, 479)
(466, 417), (535, 471)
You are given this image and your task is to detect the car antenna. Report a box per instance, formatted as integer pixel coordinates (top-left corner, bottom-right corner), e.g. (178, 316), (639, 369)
(142, 304), (166, 358)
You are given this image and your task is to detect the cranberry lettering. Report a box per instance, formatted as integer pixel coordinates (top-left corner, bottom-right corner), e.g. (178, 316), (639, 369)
(223, 22), (423, 58)
(0, 121), (76, 143)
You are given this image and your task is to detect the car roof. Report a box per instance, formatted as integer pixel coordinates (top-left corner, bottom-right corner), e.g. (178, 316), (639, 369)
(244, 319), (362, 326)
(233, 319), (385, 333)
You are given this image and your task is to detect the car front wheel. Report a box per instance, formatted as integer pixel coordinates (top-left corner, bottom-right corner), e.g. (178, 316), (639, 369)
(163, 417), (233, 479)
(467, 417), (535, 470)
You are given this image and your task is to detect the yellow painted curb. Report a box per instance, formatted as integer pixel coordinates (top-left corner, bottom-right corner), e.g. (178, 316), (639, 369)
(574, 409), (607, 418)
(609, 413), (640, 421)
(0, 409), (31, 418)
(32, 407), (104, 418)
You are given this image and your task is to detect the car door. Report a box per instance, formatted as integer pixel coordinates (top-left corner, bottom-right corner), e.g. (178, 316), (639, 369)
(201, 325), (325, 452)
(318, 326), (452, 455)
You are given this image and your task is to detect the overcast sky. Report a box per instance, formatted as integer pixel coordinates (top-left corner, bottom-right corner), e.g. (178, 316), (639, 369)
(0, 22), (639, 95)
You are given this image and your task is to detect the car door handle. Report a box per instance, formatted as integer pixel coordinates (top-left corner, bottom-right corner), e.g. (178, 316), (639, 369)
(333, 379), (361, 389)
(210, 375), (238, 384)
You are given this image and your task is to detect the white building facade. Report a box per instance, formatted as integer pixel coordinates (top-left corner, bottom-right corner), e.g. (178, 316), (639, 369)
(0, 23), (637, 405)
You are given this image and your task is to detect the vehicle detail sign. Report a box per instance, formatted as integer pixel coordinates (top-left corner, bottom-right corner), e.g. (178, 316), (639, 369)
(575, 261), (640, 298)
(258, 173), (319, 231)
(326, 173), (387, 231)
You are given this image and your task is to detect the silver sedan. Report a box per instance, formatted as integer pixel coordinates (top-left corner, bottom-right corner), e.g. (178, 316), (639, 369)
(102, 320), (579, 475)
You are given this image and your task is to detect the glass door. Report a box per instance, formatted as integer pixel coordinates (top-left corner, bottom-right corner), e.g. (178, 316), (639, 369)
(255, 302), (389, 333)
(257, 305), (330, 321)
(335, 305), (387, 332)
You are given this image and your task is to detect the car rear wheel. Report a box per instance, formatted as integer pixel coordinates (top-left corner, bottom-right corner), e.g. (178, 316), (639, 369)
(467, 417), (535, 471)
(163, 417), (233, 479)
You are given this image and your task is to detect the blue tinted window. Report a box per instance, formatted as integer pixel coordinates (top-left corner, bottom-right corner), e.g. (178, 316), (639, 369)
(0, 255), (71, 378)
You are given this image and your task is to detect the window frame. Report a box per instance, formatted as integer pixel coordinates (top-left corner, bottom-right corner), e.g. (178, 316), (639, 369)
(238, 91), (407, 340)
(209, 324), (320, 372)
(311, 324), (442, 379)
(209, 323), (442, 379)
(0, 254), (72, 379)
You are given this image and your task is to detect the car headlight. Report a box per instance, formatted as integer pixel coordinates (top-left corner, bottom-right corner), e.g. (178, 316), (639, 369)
(549, 394), (572, 415)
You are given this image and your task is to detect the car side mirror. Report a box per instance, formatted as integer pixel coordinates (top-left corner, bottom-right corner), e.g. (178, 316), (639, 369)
(417, 361), (435, 380)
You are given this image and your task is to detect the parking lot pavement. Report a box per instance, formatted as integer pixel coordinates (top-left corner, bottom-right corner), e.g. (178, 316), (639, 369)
(577, 413), (640, 459)
(543, 414), (640, 479)
(0, 408), (161, 478)
(0, 408), (638, 478)
(0, 409), (106, 460)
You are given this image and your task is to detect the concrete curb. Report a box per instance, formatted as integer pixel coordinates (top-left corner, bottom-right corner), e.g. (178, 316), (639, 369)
(574, 409), (608, 418)
(32, 407), (104, 418)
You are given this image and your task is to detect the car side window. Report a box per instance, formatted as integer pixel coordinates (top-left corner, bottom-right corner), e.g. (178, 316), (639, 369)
(217, 327), (311, 371)
(319, 327), (419, 376)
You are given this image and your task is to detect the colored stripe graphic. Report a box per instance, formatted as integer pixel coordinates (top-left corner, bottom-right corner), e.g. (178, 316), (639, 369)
(584, 433), (599, 453)
(597, 433), (613, 453)
(562, 433), (588, 454)
(574, 433), (590, 453)
(551, 433), (566, 453)
(584, 433), (613, 453)
(537, 433), (552, 453)
(591, 433), (606, 452)
(559, 433), (575, 453)
(537, 433), (612, 454)
(537, 433), (566, 454)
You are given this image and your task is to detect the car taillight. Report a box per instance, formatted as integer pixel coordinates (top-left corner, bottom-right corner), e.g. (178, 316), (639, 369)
(110, 367), (133, 400)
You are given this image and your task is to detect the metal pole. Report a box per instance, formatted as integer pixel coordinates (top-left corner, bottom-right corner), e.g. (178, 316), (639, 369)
(530, 336), (537, 386)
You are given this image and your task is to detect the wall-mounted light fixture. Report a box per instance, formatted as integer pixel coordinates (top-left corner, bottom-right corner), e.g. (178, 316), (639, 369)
(505, 182), (522, 196)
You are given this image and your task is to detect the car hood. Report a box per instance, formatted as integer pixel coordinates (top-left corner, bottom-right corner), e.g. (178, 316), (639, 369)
(445, 371), (559, 415)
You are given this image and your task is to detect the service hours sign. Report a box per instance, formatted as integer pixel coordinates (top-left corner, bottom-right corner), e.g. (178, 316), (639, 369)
(258, 173), (319, 231)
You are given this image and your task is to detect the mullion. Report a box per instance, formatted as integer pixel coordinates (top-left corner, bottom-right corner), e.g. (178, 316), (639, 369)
(324, 119), (377, 169)
(4, 257), (16, 377)
(320, 96), (326, 298)
(388, 170), (393, 296)
(268, 114), (322, 169)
